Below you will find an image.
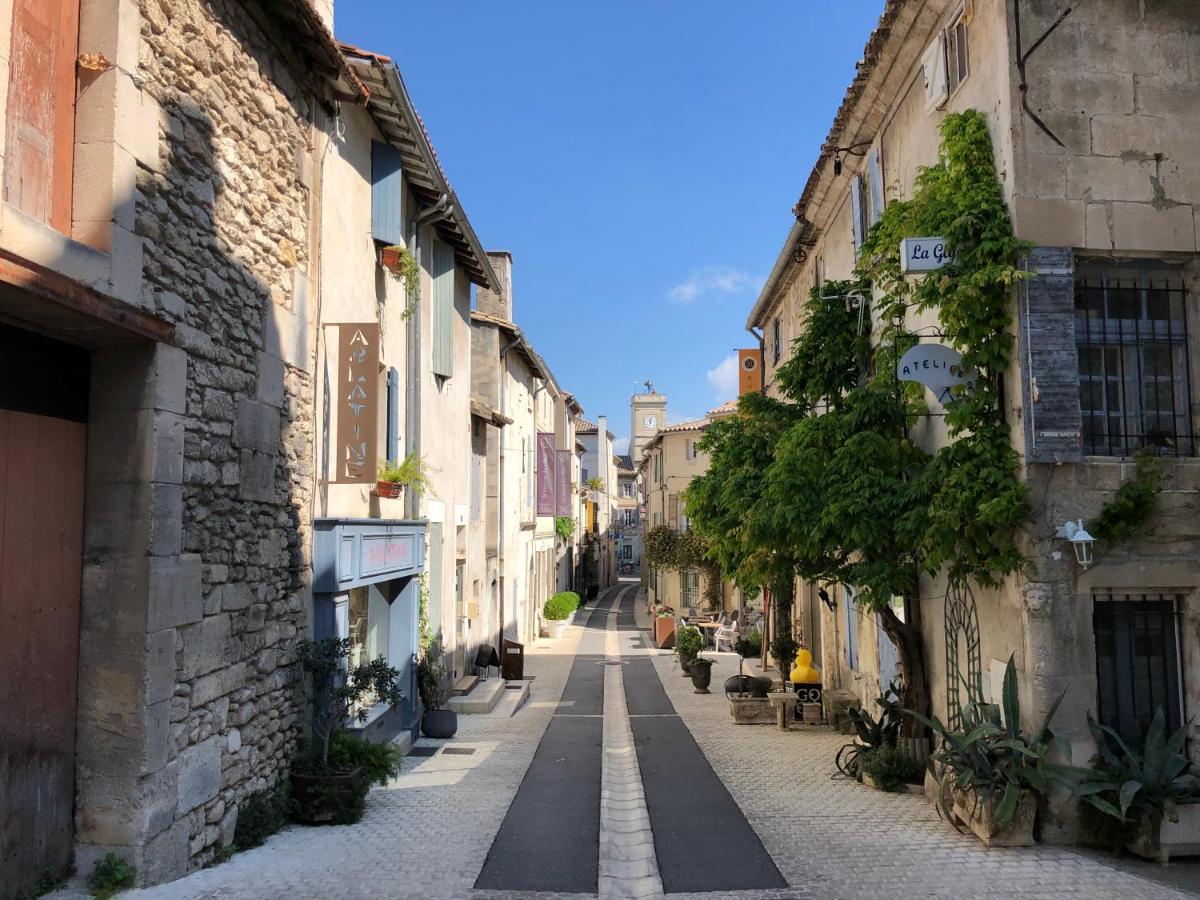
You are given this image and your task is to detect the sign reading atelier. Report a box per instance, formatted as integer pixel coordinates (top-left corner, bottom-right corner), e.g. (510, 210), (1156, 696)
(535, 432), (557, 516)
(897, 343), (976, 404)
(555, 449), (572, 517)
(900, 236), (956, 273)
(335, 323), (380, 483)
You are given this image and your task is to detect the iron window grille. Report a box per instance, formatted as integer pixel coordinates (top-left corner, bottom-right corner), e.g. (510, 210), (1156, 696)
(1074, 263), (1195, 457)
(1093, 593), (1185, 745)
(681, 570), (700, 609)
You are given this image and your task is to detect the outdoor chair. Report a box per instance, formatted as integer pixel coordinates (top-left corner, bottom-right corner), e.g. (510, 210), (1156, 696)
(714, 609), (739, 652)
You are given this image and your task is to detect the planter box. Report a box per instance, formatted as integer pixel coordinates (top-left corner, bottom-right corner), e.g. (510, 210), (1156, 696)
(655, 617), (676, 649)
(862, 773), (924, 795)
(952, 789), (1036, 847)
(1127, 803), (1200, 863)
(728, 696), (775, 724)
(291, 767), (366, 825)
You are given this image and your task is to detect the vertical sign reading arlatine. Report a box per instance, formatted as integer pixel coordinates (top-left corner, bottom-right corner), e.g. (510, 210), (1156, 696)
(336, 323), (379, 483)
(555, 449), (572, 516)
(536, 432), (556, 516)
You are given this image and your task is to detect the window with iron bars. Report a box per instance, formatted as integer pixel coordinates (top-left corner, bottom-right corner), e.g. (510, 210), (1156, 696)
(681, 570), (700, 609)
(1074, 262), (1195, 457)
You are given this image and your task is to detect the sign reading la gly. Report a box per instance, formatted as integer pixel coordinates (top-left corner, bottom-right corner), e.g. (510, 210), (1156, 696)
(896, 343), (976, 404)
(900, 236), (956, 274)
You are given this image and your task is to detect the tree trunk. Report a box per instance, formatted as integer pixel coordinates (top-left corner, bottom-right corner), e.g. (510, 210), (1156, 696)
(878, 603), (930, 739)
(769, 573), (796, 674)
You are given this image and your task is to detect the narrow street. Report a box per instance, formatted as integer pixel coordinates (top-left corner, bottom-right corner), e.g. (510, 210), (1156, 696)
(77, 584), (1194, 900)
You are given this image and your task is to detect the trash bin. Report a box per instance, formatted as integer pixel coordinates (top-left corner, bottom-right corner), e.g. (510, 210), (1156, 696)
(501, 639), (524, 681)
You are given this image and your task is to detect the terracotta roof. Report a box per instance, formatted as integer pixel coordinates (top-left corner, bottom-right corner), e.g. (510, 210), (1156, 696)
(660, 417), (709, 434)
(575, 419), (598, 434)
(746, 0), (908, 329)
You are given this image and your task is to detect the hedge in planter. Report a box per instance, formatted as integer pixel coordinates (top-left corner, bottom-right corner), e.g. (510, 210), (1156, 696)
(675, 625), (703, 675)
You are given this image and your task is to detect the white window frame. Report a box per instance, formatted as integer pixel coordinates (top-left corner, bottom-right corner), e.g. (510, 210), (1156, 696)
(946, 4), (970, 96)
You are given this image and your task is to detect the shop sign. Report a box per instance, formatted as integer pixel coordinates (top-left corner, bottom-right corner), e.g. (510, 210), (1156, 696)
(536, 432), (556, 516)
(791, 683), (823, 704)
(900, 236), (956, 273)
(897, 343), (976, 403)
(555, 449), (572, 517)
(335, 323), (379, 483)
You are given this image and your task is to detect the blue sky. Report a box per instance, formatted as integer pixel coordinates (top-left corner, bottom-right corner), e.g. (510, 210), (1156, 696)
(335, 1), (885, 452)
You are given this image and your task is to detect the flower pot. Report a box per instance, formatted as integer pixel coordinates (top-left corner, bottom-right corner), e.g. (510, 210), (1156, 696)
(727, 696), (775, 724)
(679, 652), (695, 676)
(290, 767), (367, 825)
(421, 709), (458, 739)
(550, 619), (568, 639)
(951, 788), (1036, 847)
(654, 617), (676, 649)
(375, 480), (403, 499)
(380, 246), (404, 274)
(690, 664), (713, 693)
(1127, 803), (1200, 863)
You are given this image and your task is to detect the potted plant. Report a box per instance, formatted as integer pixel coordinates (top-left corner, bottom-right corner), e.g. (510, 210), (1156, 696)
(859, 745), (925, 795)
(654, 608), (676, 649)
(835, 679), (904, 782)
(727, 675), (776, 724)
(292, 637), (404, 825)
(689, 656), (714, 693)
(1071, 708), (1200, 862)
(906, 655), (1071, 847)
(418, 654), (458, 739)
(542, 592), (574, 638)
(375, 452), (432, 500)
(675, 624), (703, 676)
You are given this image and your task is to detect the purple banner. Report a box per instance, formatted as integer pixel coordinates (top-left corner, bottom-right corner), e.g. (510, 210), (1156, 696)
(556, 449), (572, 517)
(536, 432), (556, 516)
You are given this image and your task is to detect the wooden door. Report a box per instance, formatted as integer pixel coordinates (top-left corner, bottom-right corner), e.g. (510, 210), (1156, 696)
(4, 0), (80, 231)
(0, 408), (87, 896)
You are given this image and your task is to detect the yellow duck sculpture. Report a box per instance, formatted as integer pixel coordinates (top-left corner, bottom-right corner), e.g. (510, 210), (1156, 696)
(789, 647), (821, 685)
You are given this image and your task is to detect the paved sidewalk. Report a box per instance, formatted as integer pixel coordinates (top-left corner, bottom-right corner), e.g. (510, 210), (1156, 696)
(70, 613), (588, 900)
(634, 598), (1197, 899)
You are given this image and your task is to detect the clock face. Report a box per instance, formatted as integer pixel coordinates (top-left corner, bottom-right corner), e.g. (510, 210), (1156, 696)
(644, 416), (657, 429)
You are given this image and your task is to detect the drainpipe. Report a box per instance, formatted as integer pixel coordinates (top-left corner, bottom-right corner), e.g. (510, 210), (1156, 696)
(404, 192), (453, 519)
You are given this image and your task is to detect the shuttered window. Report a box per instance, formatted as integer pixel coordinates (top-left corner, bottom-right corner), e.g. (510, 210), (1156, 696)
(431, 240), (456, 378)
(843, 585), (859, 670)
(385, 368), (399, 464)
(370, 141), (403, 245)
(868, 147), (885, 225)
(850, 175), (866, 253)
(4, 0), (80, 232)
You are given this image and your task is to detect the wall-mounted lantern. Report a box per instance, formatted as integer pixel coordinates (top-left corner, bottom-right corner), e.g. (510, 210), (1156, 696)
(1055, 519), (1095, 569)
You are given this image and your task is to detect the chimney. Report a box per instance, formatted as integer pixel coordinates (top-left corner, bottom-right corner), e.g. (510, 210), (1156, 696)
(476, 251), (513, 321)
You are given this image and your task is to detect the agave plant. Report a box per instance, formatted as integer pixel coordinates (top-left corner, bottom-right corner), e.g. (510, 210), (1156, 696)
(835, 678), (904, 779)
(1072, 708), (1198, 825)
(905, 655), (1071, 833)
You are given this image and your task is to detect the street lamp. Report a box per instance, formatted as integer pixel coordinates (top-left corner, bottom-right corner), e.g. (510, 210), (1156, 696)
(1055, 519), (1096, 569)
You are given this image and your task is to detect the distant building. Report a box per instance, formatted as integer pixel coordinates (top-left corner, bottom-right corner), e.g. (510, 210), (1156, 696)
(630, 386), (667, 462)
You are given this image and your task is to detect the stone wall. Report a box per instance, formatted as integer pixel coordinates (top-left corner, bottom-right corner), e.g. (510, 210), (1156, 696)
(129, 0), (321, 874)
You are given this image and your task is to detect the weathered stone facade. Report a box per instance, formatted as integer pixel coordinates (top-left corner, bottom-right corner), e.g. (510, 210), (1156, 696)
(104, 0), (322, 875)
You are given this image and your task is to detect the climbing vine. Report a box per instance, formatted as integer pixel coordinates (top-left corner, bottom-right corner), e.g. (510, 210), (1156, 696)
(1088, 451), (1162, 544)
(554, 515), (576, 541)
(644, 525), (723, 610)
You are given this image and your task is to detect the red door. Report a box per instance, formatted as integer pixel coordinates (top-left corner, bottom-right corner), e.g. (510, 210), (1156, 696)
(0, 408), (87, 897)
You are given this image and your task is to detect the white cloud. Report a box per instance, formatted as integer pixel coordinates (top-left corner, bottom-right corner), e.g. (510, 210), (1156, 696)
(668, 266), (763, 304)
(706, 353), (739, 404)
(613, 437), (630, 456)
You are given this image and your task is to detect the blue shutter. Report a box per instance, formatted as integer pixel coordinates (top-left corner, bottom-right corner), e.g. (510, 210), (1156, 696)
(386, 367), (399, 464)
(371, 141), (403, 245)
(850, 175), (865, 252)
(431, 240), (455, 378)
(868, 147), (885, 225)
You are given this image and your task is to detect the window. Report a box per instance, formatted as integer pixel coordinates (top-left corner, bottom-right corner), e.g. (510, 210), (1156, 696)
(850, 174), (868, 253)
(946, 7), (969, 95)
(685, 439), (698, 461)
(470, 419), (484, 522)
(1093, 593), (1184, 745)
(772, 317), (782, 365)
(814, 257), (825, 294)
(867, 146), (885, 226)
(4, 0), (79, 232)
(681, 570), (700, 609)
(843, 585), (859, 670)
(385, 368), (400, 464)
(1075, 263), (1194, 457)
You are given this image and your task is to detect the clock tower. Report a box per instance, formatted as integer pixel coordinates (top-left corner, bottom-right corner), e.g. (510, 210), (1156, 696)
(630, 384), (667, 463)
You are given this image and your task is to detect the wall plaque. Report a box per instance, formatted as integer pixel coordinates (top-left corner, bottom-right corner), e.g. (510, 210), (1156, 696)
(335, 323), (379, 483)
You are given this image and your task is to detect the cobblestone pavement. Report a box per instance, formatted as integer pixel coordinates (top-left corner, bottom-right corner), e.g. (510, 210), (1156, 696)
(632, 598), (1198, 900)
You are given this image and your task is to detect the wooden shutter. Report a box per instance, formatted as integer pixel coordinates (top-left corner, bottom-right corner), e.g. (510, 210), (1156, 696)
(4, 0), (80, 231)
(850, 176), (865, 252)
(370, 140), (403, 245)
(868, 147), (885, 225)
(431, 240), (455, 377)
(385, 367), (399, 464)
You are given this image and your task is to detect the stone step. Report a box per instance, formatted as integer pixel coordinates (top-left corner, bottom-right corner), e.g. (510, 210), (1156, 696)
(450, 674), (479, 696)
(389, 729), (413, 756)
(486, 680), (531, 718)
(447, 676), (505, 714)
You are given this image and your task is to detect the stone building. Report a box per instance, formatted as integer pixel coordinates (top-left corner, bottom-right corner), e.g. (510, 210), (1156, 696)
(577, 416), (620, 590)
(0, 0), (373, 892)
(746, 0), (1200, 840)
(614, 454), (641, 571)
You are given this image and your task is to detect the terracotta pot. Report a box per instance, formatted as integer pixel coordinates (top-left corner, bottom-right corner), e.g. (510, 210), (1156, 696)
(654, 617), (676, 649)
(379, 246), (404, 274)
(727, 696), (775, 724)
(290, 767), (366, 825)
(375, 480), (403, 499)
(951, 788), (1037, 847)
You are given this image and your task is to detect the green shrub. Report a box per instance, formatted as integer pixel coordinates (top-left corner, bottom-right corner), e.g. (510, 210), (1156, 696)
(735, 627), (762, 658)
(675, 625), (704, 658)
(89, 853), (136, 899)
(749, 676), (773, 698)
(559, 591), (581, 611)
(859, 745), (925, 792)
(329, 731), (402, 786)
(232, 783), (290, 850)
(543, 593), (575, 621)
